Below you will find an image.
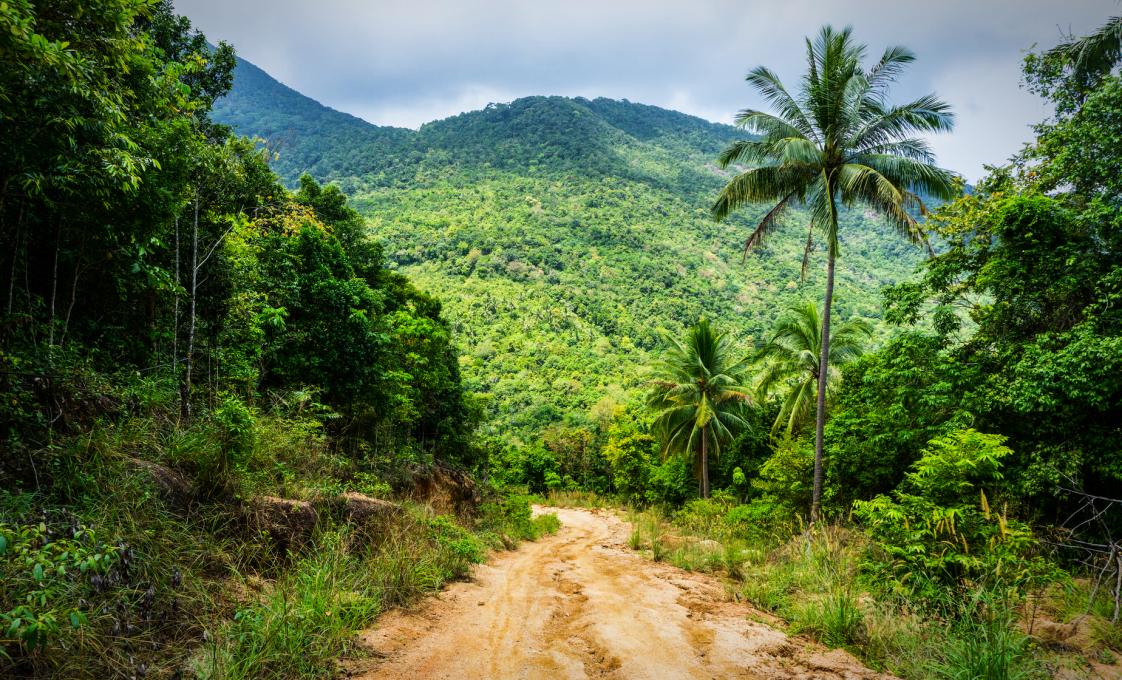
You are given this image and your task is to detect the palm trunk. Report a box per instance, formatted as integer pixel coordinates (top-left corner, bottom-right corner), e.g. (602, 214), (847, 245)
(701, 427), (710, 499)
(811, 244), (836, 523)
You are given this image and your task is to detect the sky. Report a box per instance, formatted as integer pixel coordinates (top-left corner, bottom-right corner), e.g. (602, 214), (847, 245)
(175, 0), (1117, 182)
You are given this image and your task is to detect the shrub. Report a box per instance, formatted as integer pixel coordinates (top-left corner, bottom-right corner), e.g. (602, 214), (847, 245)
(751, 437), (814, 516)
(214, 395), (256, 467)
(853, 429), (1042, 597)
(0, 511), (120, 657)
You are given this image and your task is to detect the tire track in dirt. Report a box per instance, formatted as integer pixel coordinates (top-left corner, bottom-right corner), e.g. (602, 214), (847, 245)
(350, 507), (892, 679)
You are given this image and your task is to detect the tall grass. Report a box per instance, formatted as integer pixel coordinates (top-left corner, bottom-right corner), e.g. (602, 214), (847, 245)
(621, 501), (1065, 680)
(2, 409), (558, 679)
(197, 530), (382, 679)
(198, 497), (560, 679)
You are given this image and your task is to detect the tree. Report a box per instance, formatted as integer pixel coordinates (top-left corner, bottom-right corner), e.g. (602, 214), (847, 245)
(754, 301), (871, 438)
(647, 319), (752, 498)
(1044, 16), (1122, 95)
(712, 25), (957, 520)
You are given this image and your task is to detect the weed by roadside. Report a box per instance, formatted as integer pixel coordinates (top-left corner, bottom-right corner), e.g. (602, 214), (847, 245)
(621, 502), (1110, 679)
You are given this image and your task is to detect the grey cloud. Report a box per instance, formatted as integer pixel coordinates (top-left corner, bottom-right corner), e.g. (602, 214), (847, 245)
(175, 0), (1117, 181)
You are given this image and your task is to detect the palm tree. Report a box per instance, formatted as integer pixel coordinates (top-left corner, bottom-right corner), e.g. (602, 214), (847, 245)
(1047, 16), (1122, 89)
(648, 319), (752, 498)
(754, 302), (872, 438)
(712, 25), (957, 520)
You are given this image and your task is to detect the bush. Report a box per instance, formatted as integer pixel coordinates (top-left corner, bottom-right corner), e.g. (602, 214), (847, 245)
(0, 509), (121, 657)
(751, 437), (814, 517)
(479, 492), (560, 544)
(853, 429), (1043, 597)
(214, 395), (256, 466)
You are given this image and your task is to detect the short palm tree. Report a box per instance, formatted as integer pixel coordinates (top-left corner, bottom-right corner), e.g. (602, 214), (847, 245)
(712, 25), (957, 520)
(754, 302), (872, 438)
(648, 319), (752, 498)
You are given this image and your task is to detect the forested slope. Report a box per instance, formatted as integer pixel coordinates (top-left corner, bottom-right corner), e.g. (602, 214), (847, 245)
(213, 61), (925, 441)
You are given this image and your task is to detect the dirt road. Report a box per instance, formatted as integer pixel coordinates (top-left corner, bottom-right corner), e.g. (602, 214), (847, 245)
(353, 507), (888, 679)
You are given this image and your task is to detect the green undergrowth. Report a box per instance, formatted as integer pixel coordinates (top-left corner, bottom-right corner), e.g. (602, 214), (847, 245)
(1, 407), (556, 679)
(626, 497), (1120, 679)
(533, 489), (610, 509)
(198, 495), (558, 680)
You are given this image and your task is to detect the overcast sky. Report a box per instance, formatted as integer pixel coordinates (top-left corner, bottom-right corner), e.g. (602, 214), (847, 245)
(175, 0), (1116, 181)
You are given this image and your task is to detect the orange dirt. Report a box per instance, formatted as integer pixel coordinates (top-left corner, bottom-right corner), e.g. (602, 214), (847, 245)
(351, 507), (892, 679)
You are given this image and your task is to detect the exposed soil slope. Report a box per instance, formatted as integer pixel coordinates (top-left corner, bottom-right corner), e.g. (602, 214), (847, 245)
(352, 507), (891, 679)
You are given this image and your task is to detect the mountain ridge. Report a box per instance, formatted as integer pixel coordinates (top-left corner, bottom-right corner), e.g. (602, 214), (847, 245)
(213, 55), (741, 191)
(211, 54), (925, 441)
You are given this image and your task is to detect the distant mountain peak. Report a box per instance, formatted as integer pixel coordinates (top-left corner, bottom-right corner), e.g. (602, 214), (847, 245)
(212, 54), (740, 188)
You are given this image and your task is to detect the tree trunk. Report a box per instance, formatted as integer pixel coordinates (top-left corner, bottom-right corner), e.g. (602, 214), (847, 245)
(48, 219), (61, 347)
(59, 253), (82, 348)
(811, 242), (836, 523)
(180, 195), (199, 423)
(701, 427), (710, 499)
(7, 210), (20, 317)
(173, 216), (179, 372)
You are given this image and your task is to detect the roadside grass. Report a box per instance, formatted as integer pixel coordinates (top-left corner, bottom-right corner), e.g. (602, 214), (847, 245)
(622, 505), (1085, 680)
(539, 489), (609, 509)
(1, 410), (558, 679)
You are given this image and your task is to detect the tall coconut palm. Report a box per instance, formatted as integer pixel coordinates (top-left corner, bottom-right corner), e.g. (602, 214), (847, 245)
(754, 302), (872, 438)
(712, 25), (957, 520)
(648, 319), (752, 498)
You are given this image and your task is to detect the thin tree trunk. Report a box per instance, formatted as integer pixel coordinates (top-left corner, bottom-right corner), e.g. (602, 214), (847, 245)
(59, 253), (82, 348)
(181, 195), (199, 422)
(48, 219), (61, 346)
(811, 244), (836, 523)
(173, 216), (179, 372)
(7, 210), (20, 316)
(701, 427), (710, 499)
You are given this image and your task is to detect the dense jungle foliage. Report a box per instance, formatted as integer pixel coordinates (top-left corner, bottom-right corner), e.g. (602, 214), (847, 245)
(212, 58), (928, 444)
(0, 1), (553, 677)
(4, 0), (1122, 676)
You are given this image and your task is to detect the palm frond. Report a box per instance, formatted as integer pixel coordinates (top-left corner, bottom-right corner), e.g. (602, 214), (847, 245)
(851, 94), (954, 150)
(838, 163), (931, 252)
(744, 66), (819, 142)
(712, 164), (814, 223)
(754, 301), (870, 436)
(1046, 16), (1122, 86)
(737, 192), (791, 257)
(866, 45), (916, 92)
(852, 153), (958, 201)
(852, 138), (935, 163)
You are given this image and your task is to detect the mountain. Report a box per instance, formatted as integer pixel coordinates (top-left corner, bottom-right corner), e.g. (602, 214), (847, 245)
(212, 55), (925, 442)
(211, 56), (414, 183)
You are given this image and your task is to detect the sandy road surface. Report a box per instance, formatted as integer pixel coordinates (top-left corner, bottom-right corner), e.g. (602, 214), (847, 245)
(351, 507), (889, 680)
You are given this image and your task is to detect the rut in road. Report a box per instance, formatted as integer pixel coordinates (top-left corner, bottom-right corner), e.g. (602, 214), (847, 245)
(351, 507), (891, 680)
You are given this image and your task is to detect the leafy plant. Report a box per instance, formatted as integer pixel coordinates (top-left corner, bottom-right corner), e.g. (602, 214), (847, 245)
(0, 516), (120, 656)
(854, 429), (1040, 594)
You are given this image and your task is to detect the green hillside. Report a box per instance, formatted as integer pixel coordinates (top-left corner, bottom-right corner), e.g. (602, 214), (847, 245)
(213, 59), (925, 441)
(211, 55), (414, 183)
